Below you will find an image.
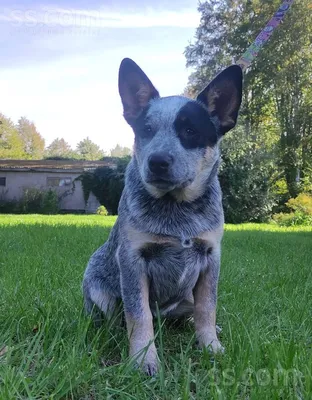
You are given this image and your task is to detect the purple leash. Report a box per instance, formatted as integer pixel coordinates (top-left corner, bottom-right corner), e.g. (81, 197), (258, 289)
(236, 0), (295, 72)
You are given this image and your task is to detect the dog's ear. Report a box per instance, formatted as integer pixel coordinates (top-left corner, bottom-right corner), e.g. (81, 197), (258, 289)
(118, 58), (159, 124)
(196, 65), (243, 135)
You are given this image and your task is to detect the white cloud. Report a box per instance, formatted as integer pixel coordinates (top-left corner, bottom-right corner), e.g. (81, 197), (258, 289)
(0, 4), (199, 152)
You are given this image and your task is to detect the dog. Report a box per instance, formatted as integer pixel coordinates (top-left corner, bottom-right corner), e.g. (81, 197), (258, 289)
(83, 58), (243, 375)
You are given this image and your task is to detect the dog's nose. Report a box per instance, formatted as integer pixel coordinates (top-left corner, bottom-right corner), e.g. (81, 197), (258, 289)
(148, 152), (173, 175)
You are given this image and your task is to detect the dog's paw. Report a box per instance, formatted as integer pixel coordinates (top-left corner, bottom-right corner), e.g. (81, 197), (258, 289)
(207, 338), (225, 354)
(131, 345), (159, 376)
(141, 358), (159, 376)
(197, 335), (224, 354)
(139, 347), (159, 376)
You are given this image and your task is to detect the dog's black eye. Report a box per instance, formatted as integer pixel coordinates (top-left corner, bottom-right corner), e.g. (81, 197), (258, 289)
(186, 128), (197, 137)
(143, 125), (153, 136)
(181, 127), (198, 139)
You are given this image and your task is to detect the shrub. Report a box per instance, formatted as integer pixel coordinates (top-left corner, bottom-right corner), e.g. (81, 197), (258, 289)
(96, 205), (108, 216)
(286, 193), (312, 215)
(19, 188), (43, 213)
(272, 211), (312, 226)
(77, 156), (130, 215)
(41, 189), (59, 214)
(6, 188), (60, 215)
(0, 198), (20, 214)
(271, 212), (294, 226)
(272, 193), (312, 226)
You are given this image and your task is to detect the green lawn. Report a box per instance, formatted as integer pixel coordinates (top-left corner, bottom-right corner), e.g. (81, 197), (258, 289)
(0, 215), (311, 399)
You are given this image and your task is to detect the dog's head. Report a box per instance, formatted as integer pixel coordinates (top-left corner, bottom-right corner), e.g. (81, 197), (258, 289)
(118, 58), (243, 200)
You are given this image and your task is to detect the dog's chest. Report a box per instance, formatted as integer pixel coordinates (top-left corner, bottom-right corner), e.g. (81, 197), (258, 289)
(125, 225), (222, 306)
(140, 235), (214, 305)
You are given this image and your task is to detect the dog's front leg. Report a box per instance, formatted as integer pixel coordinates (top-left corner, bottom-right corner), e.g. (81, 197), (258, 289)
(118, 246), (158, 375)
(193, 247), (224, 354)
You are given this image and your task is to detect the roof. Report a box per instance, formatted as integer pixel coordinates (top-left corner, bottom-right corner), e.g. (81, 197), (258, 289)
(0, 159), (117, 173)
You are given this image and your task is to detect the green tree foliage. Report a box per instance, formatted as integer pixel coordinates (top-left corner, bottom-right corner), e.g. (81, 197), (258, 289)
(219, 125), (276, 223)
(110, 144), (132, 157)
(45, 138), (74, 159)
(185, 0), (312, 220)
(76, 137), (104, 160)
(17, 117), (45, 159)
(0, 114), (24, 159)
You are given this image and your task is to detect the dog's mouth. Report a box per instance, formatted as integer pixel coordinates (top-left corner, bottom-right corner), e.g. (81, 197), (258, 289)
(145, 178), (193, 191)
(146, 178), (177, 190)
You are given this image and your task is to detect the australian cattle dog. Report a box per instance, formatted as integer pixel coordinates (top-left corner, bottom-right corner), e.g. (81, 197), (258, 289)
(83, 58), (243, 375)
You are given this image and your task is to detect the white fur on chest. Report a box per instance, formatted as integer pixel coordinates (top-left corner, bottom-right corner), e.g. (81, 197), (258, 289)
(125, 224), (223, 251)
(125, 224), (223, 286)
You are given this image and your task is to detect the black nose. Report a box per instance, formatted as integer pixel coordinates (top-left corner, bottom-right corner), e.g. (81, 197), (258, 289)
(148, 152), (173, 175)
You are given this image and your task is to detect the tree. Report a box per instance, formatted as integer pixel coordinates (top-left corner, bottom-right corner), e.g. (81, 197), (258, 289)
(185, 0), (312, 200)
(46, 138), (74, 158)
(110, 144), (132, 158)
(76, 137), (104, 160)
(17, 117), (45, 159)
(219, 124), (276, 222)
(0, 113), (24, 159)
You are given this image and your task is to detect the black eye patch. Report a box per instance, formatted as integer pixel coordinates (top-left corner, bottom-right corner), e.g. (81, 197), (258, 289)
(174, 101), (218, 149)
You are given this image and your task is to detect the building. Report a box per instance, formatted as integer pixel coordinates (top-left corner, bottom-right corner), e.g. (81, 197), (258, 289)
(0, 159), (116, 213)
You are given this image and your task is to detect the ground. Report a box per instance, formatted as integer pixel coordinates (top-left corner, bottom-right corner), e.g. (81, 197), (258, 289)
(0, 215), (311, 399)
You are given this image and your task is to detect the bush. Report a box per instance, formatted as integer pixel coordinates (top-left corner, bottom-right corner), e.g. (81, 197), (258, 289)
(0, 188), (59, 214)
(272, 211), (312, 226)
(77, 156), (130, 215)
(41, 189), (59, 214)
(19, 188), (44, 213)
(0, 198), (20, 214)
(272, 193), (312, 226)
(286, 193), (312, 215)
(96, 205), (108, 216)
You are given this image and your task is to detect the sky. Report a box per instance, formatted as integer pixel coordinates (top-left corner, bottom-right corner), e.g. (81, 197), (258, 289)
(0, 0), (200, 153)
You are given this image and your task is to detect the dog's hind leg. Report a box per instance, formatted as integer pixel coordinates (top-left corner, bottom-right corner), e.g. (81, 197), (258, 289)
(83, 281), (117, 325)
(82, 239), (121, 325)
(89, 286), (117, 319)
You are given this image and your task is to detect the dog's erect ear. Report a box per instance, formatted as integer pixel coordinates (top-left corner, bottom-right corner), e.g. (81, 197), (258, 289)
(118, 58), (159, 124)
(196, 65), (243, 135)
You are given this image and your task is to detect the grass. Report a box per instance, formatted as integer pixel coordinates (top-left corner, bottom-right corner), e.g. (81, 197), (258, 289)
(0, 214), (312, 399)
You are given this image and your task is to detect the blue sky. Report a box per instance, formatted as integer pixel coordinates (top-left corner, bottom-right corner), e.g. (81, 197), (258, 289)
(0, 0), (200, 153)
